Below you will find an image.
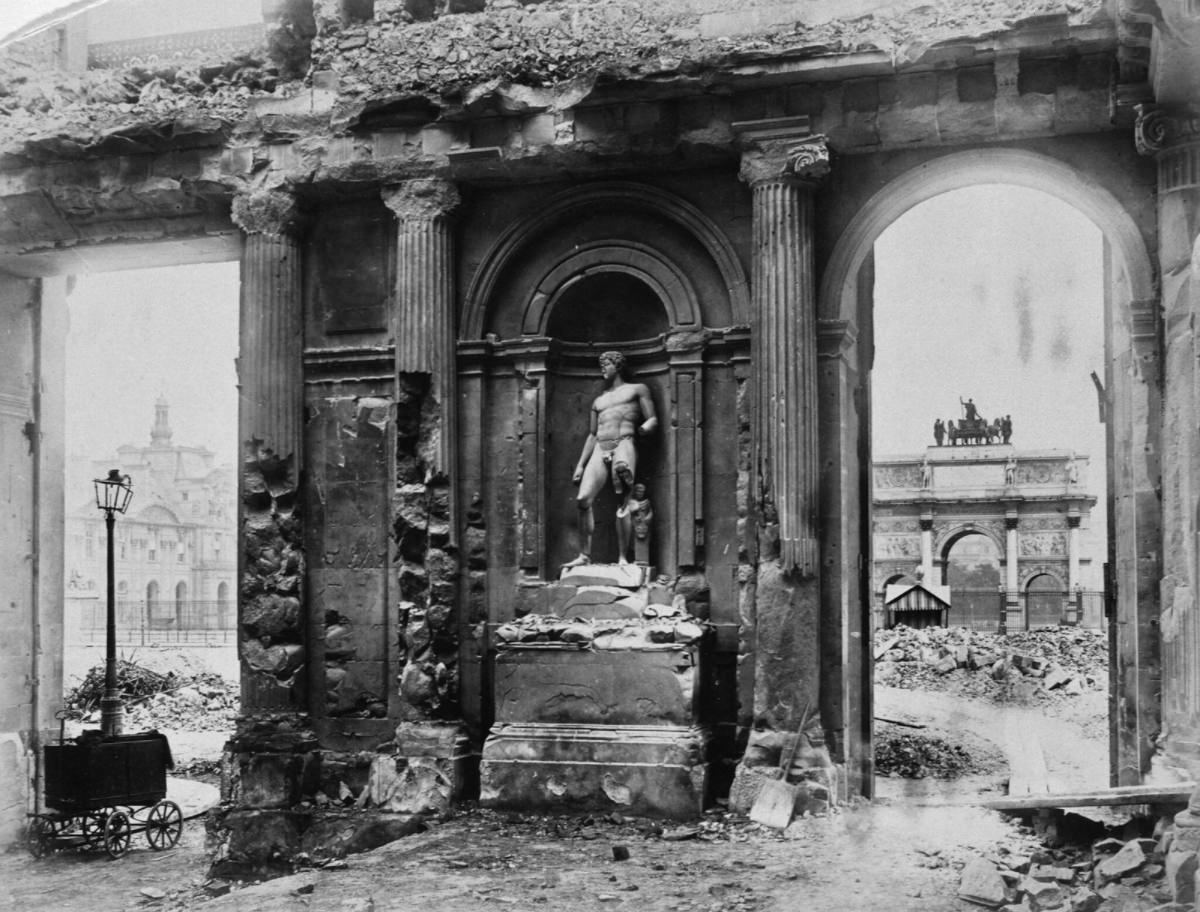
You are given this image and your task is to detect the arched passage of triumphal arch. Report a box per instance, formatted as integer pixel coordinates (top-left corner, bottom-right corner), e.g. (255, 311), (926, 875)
(816, 145), (1160, 789)
(457, 177), (750, 617)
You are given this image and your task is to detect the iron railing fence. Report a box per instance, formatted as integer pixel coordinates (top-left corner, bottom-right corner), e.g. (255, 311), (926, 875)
(71, 599), (236, 646)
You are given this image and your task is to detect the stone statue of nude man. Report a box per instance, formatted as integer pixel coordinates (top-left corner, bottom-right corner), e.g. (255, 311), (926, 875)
(565, 351), (658, 567)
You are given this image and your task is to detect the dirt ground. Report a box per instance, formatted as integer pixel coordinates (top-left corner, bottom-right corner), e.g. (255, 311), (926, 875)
(4, 635), (1127, 911)
(0, 800), (1040, 912)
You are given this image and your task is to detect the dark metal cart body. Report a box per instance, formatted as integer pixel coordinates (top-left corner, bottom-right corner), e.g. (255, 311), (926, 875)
(27, 729), (183, 858)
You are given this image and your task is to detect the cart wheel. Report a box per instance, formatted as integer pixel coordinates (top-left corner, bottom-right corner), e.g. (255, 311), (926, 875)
(145, 801), (182, 850)
(26, 816), (56, 858)
(81, 812), (106, 846)
(102, 810), (131, 859)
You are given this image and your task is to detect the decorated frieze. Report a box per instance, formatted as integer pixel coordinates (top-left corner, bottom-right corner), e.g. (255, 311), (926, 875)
(1018, 532), (1068, 557)
(874, 465), (923, 489)
(1012, 460), (1070, 485)
(873, 534), (921, 559)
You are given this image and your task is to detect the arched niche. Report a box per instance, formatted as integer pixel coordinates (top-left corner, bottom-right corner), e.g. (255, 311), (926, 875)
(459, 182), (749, 587)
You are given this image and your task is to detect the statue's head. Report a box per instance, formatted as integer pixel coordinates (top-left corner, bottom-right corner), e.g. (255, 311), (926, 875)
(599, 350), (628, 380)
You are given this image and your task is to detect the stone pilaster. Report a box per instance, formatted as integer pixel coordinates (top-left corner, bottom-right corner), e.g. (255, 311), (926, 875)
(382, 180), (464, 725)
(1137, 103), (1200, 779)
(919, 515), (935, 583)
(1004, 513), (1020, 633)
(737, 120), (829, 577)
(231, 189), (308, 712)
(383, 179), (461, 488)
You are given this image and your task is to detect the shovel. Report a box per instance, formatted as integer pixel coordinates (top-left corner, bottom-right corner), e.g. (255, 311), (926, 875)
(748, 729), (804, 829)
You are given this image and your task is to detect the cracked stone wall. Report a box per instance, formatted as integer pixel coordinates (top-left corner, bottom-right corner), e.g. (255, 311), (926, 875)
(241, 442), (307, 709)
(393, 372), (460, 720)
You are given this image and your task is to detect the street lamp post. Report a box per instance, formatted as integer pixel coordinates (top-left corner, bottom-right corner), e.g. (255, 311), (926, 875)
(94, 469), (134, 738)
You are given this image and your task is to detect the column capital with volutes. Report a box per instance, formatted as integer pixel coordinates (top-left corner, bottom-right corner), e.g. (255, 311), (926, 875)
(734, 116), (830, 187)
(231, 188), (305, 238)
(382, 178), (460, 222)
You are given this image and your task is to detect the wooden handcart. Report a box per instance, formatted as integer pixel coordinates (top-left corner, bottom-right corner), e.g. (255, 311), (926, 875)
(27, 718), (182, 859)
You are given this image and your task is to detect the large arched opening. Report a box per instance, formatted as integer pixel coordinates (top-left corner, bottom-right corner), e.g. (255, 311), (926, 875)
(819, 148), (1158, 795)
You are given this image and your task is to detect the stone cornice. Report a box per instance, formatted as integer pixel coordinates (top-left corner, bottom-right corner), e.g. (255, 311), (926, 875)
(231, 189), (304, 238)
(1134, 103), (1200, 157)
(733, 117), (829, 187)
(382, 178), (460, 221)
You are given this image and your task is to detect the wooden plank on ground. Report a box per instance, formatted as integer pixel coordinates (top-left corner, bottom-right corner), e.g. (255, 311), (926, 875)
(982, 782), (1196, 812)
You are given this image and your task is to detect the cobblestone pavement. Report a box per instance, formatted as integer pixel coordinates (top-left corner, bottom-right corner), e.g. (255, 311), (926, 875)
(0, 798), (1035, 912)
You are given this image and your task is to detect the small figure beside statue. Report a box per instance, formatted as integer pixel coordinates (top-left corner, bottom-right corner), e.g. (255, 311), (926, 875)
(933, 399), (1012, 446)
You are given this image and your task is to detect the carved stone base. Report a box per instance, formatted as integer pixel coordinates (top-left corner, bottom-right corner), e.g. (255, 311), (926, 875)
(560, 562), (649, 588)
(480, 723), (708, 819)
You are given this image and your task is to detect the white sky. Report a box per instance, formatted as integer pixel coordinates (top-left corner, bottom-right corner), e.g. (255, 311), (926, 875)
(872, 184), (1105, 460)
(65, 262), (239, 500)
(0, 1), (79, 44)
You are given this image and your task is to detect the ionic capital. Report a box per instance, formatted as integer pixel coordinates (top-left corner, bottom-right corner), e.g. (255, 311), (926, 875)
(734, 117), (830, 187)
(231, 189), (304, 238)
(738, 136), (830, 187)
(382, 179), (460, 222)
(1134, 103), (1200, 156)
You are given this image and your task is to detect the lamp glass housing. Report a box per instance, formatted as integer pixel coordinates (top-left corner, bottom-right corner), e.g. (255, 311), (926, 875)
(94, 470), (134, 513)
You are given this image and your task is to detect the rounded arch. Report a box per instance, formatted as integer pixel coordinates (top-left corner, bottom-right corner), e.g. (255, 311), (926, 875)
(146, 580), (159, 603)
(525, 241), (695, 337)
(933, 522), (1005, 563)
(1025, 570), (1066, 590)
(464, 181), (750, 338)
(818, 147), (1155, 325)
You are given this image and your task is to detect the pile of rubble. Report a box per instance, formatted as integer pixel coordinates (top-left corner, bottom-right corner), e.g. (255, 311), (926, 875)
(494, 588), (707, 649)
(875, 731), (975, 779)
(958, 827), (1197, 911)
(66, 658), (239, 733)
(875, 625), (1107, 703)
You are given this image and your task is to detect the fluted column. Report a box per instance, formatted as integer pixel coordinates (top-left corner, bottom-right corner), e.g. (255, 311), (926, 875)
(739, 125), (828, 577)
(233, 190), (305, 467)
(1005, 513), (1020, 633)
(1137, 103), (1200, 785)
(383, 179), (460, 496)
(231, 189), (308, 713)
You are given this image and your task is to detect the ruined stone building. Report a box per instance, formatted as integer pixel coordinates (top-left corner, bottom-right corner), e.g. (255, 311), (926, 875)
(0, 0), (1197, 869)
(64, 399), (236, 639)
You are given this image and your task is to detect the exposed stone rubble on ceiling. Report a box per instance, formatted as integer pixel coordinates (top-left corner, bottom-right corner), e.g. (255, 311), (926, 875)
(0, 0), (1108, 164)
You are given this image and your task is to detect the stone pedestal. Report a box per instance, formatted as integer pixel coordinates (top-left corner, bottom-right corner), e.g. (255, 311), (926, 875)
(480, 567), (709, 818)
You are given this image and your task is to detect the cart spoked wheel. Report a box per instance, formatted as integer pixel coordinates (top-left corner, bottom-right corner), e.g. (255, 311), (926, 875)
(145, 801), (182, 850)
(81, 812), (107, 846)
(102, 810), (131, 859)
(26, 816), (57, 858)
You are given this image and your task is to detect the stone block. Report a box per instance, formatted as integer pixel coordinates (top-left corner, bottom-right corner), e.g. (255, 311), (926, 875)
(1095, 840), (1147, 883)
(300, 811), (426, 861)
(959, 857), (1010, 907)
(561, 564), (646, 588)
(1165, 849), (1198, 903)
(356, 755), (456, 814)
(210, 808), (307, 875)
(493, 647), (700, 725)
(480, 723), (707, 819)
(236, 753), (304, 809)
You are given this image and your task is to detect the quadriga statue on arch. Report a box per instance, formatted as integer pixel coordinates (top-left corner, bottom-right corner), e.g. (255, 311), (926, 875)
(565, 350), (658, 569)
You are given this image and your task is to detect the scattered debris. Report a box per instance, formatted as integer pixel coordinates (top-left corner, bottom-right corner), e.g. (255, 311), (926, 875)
(875, 624), (1107, 704)
(875, 732), (975, 780)
(65, 657), (239, 733)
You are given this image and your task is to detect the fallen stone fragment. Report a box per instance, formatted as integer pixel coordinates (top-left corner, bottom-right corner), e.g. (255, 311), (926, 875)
(960, 857), (1011, 908)
(1069, 888), (1102, 912)
(611, 844), (630, 861)
(139, 887), (167, 900)
(1023, 877), (1065, 910)
(1095, 841), (1148, 884)
(661, 826), (700, 841)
